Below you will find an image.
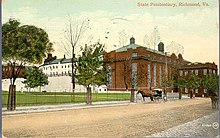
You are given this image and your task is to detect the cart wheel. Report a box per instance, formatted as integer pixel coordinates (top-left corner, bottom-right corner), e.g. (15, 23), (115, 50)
(163, 96), (167, 101)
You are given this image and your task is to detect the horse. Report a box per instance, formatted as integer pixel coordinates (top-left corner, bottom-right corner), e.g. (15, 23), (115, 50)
(136, 89), (154, 102)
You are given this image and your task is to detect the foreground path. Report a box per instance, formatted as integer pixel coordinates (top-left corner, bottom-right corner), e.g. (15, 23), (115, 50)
(3, 98), (218, 137)
(148, 112), (219, 137)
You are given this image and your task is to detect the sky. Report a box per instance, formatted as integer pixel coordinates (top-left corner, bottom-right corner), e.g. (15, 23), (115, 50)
(2, 0), (219, 66)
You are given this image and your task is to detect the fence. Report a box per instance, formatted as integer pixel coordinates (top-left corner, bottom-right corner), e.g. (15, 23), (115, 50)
(2, 92), (130, 107)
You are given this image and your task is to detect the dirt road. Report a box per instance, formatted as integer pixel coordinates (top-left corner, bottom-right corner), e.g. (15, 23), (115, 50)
(2, 98), (217, 137)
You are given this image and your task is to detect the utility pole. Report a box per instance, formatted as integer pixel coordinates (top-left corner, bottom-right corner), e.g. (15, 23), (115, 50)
(164, 52), (170, 101)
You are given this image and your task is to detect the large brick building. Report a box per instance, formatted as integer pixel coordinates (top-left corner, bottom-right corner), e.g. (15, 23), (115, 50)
(104, 37), (218, 95)
(104, 37), (189, 91)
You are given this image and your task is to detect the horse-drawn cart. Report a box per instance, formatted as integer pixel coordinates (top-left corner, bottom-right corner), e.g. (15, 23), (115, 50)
(152, 88), (166, 101)
(136, 88), (166, 102)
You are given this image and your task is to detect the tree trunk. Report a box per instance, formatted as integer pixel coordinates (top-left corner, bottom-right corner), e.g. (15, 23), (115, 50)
(179, 91), (182, 100)
(86, 87), (92, 105)
(72, 53), (75, 93)
(125, 83), (128, 91)
(190, 90), (193, 99)
(72, 53), (75, 102)
(7, 85), (16, 111)
(130, 88), (135, 102)
(211, 96), (219, 109)
(164, 88), (168, 101)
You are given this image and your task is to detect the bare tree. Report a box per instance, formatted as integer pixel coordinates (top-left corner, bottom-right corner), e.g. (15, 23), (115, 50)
(151, 26), (161, 50)
(123, 62), (129, 90)
(57, 41), (71, 57)
(143, 26), (161, 50)
(166, 41), (184, 55)
(63, 17), (89, 93)
(143, 34), (150, 48)
(137, 63), (147, 88)
(122, 59), (132, 91)
(118, 29), (129, 46)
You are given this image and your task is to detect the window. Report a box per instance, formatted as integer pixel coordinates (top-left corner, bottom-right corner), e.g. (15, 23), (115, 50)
(185, 88), (188, 93)
(159, 65), (162, 86)
(132, 52), (137, 57)
(195, 89), (198, 93)
(204, 89), (207, 93)
(147, 63), (151, 87)
(195, 70), (198, 75)
(154, 64), (156, 87)
(107, 65), (112, 87)
(209, 69), (212, 74)
(185, 71), (188, 76)
(169, 67), (172, 80)
(213, 70), (216, 74)
(180, 70), (183, 76)
(132, 63), (137, 88)
(181, 88), (183, 92)
(203, 69), (207, 75)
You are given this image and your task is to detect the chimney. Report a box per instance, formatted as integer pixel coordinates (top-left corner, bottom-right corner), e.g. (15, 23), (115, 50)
(48, 53), (52, 58)
(158, 42), (164, 52)
(64, 55), (66, 59)
(130, 37), (135, 44)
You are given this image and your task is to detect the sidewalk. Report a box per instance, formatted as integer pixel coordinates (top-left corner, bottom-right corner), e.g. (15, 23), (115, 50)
(2, 95), (190, 116)
(147, 112), (219, 137)
(2, 101), (131, 115)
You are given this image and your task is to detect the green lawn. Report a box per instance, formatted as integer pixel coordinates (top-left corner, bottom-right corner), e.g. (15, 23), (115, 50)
(2, 91), (130, 107)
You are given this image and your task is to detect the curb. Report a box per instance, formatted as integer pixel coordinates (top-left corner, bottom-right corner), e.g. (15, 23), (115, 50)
(2, 101), (131, 116)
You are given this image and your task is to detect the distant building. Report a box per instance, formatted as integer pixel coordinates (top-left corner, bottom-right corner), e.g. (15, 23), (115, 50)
(178, 62), (218, 97)
(39, 54), (72, 77)
(39, 54), (86, 92)
(98, 85), (108, 93)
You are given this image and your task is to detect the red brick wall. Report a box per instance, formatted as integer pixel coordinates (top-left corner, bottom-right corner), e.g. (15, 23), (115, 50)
(105, 47), (181, 91)
(2, 66), (26, 79)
